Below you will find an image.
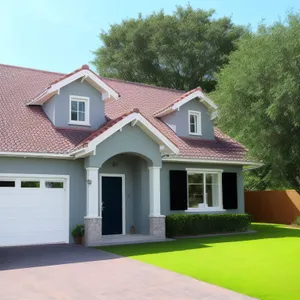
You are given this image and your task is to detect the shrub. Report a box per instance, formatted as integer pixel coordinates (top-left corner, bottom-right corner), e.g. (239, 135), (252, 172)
(294, 216), (300, 226)
(166, 213), (251, 237)
(72, 224), (85, 238)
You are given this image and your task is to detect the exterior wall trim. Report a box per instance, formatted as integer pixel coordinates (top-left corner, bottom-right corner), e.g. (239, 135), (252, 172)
(0, 152), (73, 159)
(74, 112), (179, 157)
(0, 173), (70, 243)
(99, 173), (126, 235)
(155, 90), (218, 117)
(163, 157), (263, 168)
(28, 69), (119, 105)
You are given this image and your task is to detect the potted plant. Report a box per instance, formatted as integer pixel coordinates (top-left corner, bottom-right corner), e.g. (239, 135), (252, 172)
(72, 224), (85, 245)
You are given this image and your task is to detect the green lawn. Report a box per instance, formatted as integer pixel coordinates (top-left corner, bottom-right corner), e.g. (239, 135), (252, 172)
(100, 224), (300, 300)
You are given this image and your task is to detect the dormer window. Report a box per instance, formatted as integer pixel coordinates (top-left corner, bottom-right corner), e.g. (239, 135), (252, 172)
(188, 110), (202, 135)
(69, 95), (90, 126)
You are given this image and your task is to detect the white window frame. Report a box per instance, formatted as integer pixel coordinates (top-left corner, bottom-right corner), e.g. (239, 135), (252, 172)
(69, 95), (90, 126)
(186, 168), (224, 212)
(188, 110), (202, 136)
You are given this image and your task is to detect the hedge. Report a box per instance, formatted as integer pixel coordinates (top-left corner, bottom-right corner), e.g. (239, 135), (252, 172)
(166, 213), (251, 237)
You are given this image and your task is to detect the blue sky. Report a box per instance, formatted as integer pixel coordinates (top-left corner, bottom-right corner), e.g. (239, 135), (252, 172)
(1, 0), (299, 73)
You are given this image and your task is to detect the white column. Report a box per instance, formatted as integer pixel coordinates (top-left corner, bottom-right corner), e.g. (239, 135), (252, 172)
(149, 166), (161, 216)
(86, 167), (99, 217)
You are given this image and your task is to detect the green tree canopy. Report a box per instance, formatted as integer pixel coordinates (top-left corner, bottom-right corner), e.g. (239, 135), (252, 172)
(212, 14), (300, 190)
(92, 6), (246, 92)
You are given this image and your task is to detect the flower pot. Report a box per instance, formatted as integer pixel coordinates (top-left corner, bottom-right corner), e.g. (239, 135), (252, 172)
(74, 236), (83, 245)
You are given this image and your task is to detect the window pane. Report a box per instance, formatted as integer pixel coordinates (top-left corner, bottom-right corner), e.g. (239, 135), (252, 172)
(188, 173), (203, 184)
(71, 111), (78, 121)
(71, 101), (77, 111)
(188, 184), (204, 208)
(0, 181), (15, 187)
(78, 101), (85, 112)
(190, 114), (195, 124)
(190, 123), (195, 133)
(206, 174), (218, 184)
(21, 181), (40, 188)
(206, 174), (219, 207)
(45, 181), (64, 189)
(78, 111), (85, 121)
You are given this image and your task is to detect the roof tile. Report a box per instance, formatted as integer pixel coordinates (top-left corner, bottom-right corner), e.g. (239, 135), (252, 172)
(0, 64), (247, 161)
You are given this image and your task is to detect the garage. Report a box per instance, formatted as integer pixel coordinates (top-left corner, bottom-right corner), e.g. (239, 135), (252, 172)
(0, 174), (69, 247)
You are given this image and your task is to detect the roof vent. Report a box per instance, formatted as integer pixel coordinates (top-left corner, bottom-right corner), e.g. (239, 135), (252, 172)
(82, 64), (89, 70)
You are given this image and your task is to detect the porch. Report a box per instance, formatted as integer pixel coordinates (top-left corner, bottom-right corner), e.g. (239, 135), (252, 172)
(84, 149), (166, 246)
(100, 234), (171, 246)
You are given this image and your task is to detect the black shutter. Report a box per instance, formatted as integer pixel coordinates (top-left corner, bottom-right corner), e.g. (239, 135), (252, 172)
(222, 172), (238, 209)
(169, 170), (188, 210)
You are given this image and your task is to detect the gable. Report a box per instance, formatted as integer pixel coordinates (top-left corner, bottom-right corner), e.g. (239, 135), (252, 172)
(27, 65), (119, 105)
(43, 79), (106, 130)
(85, 124), (163, 167)
(154, 88), (217, 118)
(72, 111), (179, 159)
(161, 98), (215, 140)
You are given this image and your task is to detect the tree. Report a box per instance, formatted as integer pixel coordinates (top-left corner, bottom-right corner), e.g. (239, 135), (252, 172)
(212, 14), (300, 190)
(92, 5), (246, 92)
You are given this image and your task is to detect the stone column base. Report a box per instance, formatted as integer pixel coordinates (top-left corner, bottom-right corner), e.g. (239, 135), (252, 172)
(149, 215), (166, 238)
(84, 217), (102, 246)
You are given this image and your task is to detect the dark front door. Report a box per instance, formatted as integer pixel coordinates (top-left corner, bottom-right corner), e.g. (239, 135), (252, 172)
(102, 176), (123, 235)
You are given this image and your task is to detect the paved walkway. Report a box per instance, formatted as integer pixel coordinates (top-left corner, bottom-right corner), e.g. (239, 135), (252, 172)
(0, 244), (256, 300)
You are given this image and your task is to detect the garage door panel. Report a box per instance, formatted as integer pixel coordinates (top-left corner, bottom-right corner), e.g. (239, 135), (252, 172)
(0, 175), (68, 246)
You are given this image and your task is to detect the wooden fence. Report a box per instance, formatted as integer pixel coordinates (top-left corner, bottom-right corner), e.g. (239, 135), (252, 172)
(244, 190), (300, 224)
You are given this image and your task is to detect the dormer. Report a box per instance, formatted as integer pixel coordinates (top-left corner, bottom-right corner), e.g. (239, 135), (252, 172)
(155, 88), (217, 140)
(27, 65), (119, 130)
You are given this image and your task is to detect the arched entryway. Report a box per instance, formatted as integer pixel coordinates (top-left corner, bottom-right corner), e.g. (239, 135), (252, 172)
(84, 150), (165, 246)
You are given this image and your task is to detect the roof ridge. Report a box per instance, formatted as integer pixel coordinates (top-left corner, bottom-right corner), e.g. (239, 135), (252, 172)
(0, 63), (65, 76)
(102, 76), (185, 93)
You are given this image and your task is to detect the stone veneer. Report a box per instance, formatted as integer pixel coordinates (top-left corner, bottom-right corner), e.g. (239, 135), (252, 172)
(84, 217), (102, 246)
(149, 215), (166, 238)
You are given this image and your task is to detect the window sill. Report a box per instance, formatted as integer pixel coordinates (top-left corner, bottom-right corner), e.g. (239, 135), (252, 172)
(185, 208), (226, 213)
(68, 121), (91, 127)
(188, 132), (202, 136)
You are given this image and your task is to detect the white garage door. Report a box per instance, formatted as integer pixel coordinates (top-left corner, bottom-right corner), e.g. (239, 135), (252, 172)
(0, 174), (69, 247)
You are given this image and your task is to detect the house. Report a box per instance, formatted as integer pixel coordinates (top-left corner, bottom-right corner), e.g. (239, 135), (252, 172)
(0, 64), (260, 247)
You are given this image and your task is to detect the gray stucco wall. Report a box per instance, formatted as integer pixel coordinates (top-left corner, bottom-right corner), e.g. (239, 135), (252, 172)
(0, 157), (86, 241)
(160, 162), (245, 215)
(43, 79), (105, 130)
(0, 155), (245, 242)
(85, 124), (162, 168)
(161, 99), (215, 140)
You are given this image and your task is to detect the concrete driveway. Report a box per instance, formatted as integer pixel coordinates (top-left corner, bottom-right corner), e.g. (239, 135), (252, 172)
(0, 244), (256, 300)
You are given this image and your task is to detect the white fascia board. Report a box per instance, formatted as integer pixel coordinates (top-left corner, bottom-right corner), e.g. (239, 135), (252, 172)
(29, 69), (119, 105)
(0, 152), (73, 159)
(172, 90), (218, 111)
(162, 157), (263, 168)
(76, 113), (179, 157)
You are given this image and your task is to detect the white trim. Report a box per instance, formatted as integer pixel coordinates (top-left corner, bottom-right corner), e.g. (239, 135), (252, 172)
(69, 95), (90, 126)
(86, 167), (99, 217)
(72, 112), (179, 158)
(28, 69), (119, 105)
(0, 173), (70, 244)
(185, 208), (226, 213)
(148, 166), (161, 217)
(186, 168), (223, 211)
(99, 173), (126, 235)
(186, 168), (223, 173)
(163, 157), (263, 168)
(0, 152), (72, 159)
(188, 110), (202, 136)
(155, 89), (218, 117)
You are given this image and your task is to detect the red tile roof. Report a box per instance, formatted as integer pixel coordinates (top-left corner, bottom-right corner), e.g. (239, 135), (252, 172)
(0, 64), (247, 161)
